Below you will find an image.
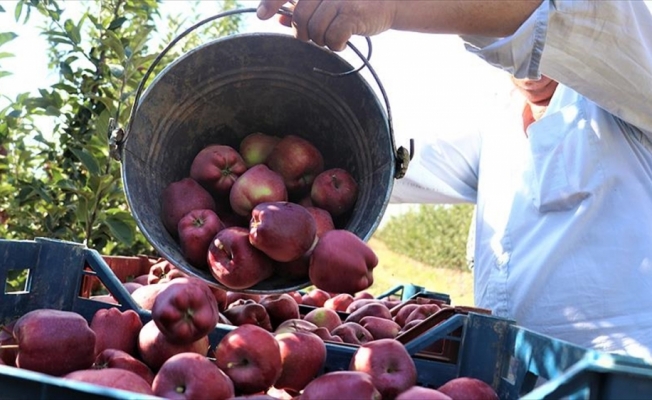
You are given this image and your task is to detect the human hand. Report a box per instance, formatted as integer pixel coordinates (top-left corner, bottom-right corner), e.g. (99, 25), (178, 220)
(256, 0), (397, 51)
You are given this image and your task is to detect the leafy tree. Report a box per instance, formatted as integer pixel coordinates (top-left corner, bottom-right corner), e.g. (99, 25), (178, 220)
(376, 204), (475, 271)
(0, 0), (242, 256)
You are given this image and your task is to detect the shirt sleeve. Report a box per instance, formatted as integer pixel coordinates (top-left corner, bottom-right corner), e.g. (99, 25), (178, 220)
(389, 132), (480, 204)
(462, 0), (652, 135)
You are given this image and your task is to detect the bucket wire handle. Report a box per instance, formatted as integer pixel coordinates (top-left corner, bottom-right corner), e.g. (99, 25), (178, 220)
(108, 6), (412, 179)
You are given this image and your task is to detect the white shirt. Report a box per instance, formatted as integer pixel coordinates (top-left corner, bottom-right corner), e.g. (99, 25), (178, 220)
(390, 0), (652, 359)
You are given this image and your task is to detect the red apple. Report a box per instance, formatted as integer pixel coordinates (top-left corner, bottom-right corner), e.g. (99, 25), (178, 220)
(249, 201), (317, 262)
(330, 322), (373, 345)
(301, 371), (381, 400)
(305, 206), (336, 237)
(274, 252), (311, 280)
(189, 144), (247, 196)
(214, 324), (283, 395)
(90, 308), (143, 357)
(153, 352), (235, 399)
(397, 386), (453, 400)
(347, 299), (382, 313)
(229, 164), (288, 216)
(131, 282), (169, 311)
(360, 316), (402, 340)
(303, 307), (342, 332)
(394, 304), (421, 327)
(151, 278), (219, 344)
(259, 294), (301, 330)
(437, 377), (499, 400)
(178, 208), (224, 268)
(324, 293), (355, 312)
(226, 291), (261, 307)
(13, 309), (96, 376)
(137, 320), (209, 371)
(0, 320), (17, 366)
(222, 301), (273, 331)
(266, 135), (324, 197)
(274, 318), (319, 335)
(309, 229), (378, 294)
(64, 368), (154, 395)
(405, 304), (442, 326)
(274, 331), (327, 394)
(238, 132), (281, 167)
(310, 167), (358, 217)
(94, 348), (155, 385)
(161, 177), (216, 237)
(208, 226), (275, 290)
(345, 302), (392, 324)
(301, 288), (331, 308)
(350, 338), (418, 399)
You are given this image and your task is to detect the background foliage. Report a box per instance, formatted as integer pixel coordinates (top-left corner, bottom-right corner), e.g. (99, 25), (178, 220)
(0, 0), (241, 256)
(376, 204), (474, 271)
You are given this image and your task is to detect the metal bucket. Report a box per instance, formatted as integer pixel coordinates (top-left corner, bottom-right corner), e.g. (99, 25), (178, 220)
(113, 11), (409, 293)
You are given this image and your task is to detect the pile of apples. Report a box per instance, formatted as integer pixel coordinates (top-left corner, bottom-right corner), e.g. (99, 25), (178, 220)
(0, 273), (499, 399)
(160, 132), (376, 293)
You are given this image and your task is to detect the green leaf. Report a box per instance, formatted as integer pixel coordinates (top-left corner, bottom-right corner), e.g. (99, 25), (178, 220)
(107, 17), (127, 31)
(13, 2), (22, 21)
(103, 31), (125, 60)
(0, 32), (18, 48)
(105, 215), (134, 246)
(64, 19), (81, 45)
(44, 106), (60, 116)
(70, 147), (101, 176)
(0, 71), (11, 79)
(0, 52), (14, 59)
(59, 61), (73, 79)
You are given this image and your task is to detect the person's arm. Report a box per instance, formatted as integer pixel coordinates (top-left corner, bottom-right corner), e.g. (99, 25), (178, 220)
(257, 0), (542, 51)
(464, 0), (652, 134)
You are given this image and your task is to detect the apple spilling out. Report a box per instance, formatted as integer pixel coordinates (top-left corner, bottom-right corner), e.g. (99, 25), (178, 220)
(160, 131), (365, 291)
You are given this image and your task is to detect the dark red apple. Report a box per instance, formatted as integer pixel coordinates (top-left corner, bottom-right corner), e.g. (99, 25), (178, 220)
(350, 338), (418, 400)
(151, 278), (219, 345)
(305, 206), (336, 237)
(178, 208), (224, 269)
(345, 302), (392, 324)
(324, 293), (355, 312)
(303, 307), (342, 332)
(94, 348), (155, 385)
(90, 308), (143, 357)
(214, 324), (282, 395)
(259, 294), (300, 330)
(405, 304), (442, 325)
(229, 164), (288, 216)
(330, 322), (373, 345)
(222, 301), (273, 331)
(189, 144), (247, 196)
(397, 386), (453, 399)
(161, 177), (216, 237)
(266, 135), (324, 196)
(360, 316), (402, 340)
(208, 226), (275, 290)
(64, 368), (154, 395)
(239, 132), (281, 167)
(249, 201), (317, 262)
(274, 331), (327, 394)
(309, 229), (378, 294)
(137, 320), (209, 371)
(437, 377), (499, 400)
(310, 167), (358, 217)
(301, 288), (331, 308)
(152, 352), (235, 399)
(13, 309), (96, 376)
(300, 371), (381, 400)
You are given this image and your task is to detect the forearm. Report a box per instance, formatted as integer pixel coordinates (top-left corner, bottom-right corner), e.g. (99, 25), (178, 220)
(391, 0), (543, 37)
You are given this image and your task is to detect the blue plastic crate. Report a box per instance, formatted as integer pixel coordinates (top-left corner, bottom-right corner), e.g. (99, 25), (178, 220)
(2, 238), (652, 399)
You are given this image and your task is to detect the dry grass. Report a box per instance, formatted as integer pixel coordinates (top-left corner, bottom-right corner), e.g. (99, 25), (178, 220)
(366, 237), (475, 307)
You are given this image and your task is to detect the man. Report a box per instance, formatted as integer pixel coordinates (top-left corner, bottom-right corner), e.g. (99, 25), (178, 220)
(257, 0), (652, 359)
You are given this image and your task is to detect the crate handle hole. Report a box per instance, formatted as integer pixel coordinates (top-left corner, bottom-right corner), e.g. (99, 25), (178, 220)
(4, 268), (31, 294)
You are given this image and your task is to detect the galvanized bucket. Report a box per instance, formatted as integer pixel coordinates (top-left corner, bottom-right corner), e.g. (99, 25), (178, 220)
(111, 8), (411, 293)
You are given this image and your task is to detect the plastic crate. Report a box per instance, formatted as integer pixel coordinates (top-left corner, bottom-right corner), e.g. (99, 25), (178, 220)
(0, 238), (234, 399)
(3, 238), (652, 399)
